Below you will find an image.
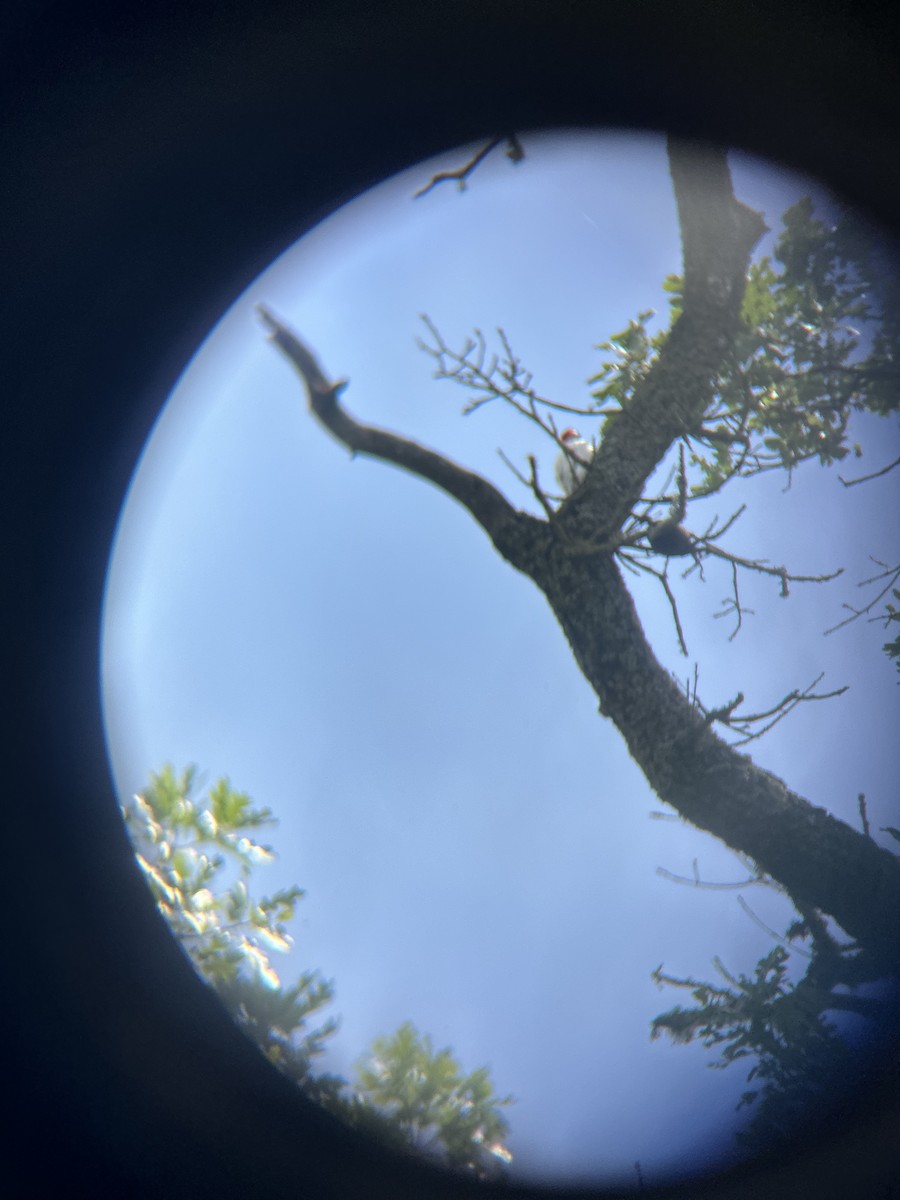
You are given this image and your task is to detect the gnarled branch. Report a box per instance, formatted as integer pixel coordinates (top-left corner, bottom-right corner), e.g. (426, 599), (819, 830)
(257, 305), (545, 571)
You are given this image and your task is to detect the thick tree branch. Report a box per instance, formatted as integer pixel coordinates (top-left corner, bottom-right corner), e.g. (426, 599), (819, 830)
(561, 139), (768, 544)
(256, 141), (900, 970)
(539, 547), (900, 968)
(526, 143), (900, 966)
(256, 305), (547, 572)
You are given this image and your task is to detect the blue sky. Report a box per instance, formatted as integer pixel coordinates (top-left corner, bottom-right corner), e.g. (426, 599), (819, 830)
(101, 131), (899, 1188)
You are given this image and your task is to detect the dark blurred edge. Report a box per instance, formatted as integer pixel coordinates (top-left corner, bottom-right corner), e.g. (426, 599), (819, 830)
(3, 1), (899, 1197)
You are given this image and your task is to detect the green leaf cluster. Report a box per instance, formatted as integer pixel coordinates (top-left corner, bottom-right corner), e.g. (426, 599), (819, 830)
(589, 198), (900, 495)
(588, 306), (670, 413)
(122, 764), (335, 1076)
(122, 766), (515, 1176)
(123, 765), (301, 989)
(651, 948), (857, 1151)
(355, 1022), (514, 1177)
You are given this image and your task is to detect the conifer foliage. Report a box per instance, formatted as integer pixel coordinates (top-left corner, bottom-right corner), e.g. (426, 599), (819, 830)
(122, 765), (514, 1178)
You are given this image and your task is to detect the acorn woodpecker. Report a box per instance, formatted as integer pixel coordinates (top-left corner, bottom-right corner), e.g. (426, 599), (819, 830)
(554, 428), (594, 496)
(647, 521), (695, 557)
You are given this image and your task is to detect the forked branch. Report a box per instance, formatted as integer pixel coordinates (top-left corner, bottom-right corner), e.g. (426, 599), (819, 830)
(697, 672), (848, 746)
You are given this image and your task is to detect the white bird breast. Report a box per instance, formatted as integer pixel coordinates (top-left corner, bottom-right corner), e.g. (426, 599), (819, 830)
(554, 438), (594, 496)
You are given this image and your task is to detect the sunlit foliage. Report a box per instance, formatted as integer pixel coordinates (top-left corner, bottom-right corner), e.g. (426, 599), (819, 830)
(122, 765), (515, 1176)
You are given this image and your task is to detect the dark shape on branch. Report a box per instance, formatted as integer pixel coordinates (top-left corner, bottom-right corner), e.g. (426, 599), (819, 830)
(648, 521), (695, 557)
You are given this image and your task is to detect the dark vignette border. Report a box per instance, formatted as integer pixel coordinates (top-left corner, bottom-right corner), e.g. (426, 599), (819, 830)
(5, 3), (899, 1197)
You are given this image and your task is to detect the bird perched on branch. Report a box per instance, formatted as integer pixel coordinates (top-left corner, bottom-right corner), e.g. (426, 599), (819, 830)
(554, 428), (595, 496)
(647, 520), (696, 558)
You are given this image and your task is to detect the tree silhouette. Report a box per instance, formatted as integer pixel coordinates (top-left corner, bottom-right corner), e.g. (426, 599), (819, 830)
(255, 136), (900, 1143)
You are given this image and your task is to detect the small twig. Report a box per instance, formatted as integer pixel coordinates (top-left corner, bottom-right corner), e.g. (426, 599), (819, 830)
(626, 555), (689, 655)
(729, 675), (848, 746)
(413, 134), (524, 199)
(656, 864), (764, 890)
(711, 956), (741, 988)
(420, 317), (560, 440)
(660, 570), (689, 657)
(728, 564), (746, 637)
(631, 481), (838, 644)
(497, 448), (531, 490)
(544, 399), (621, 417)
(652, 963), (732, 996)
(858, 793), (872, 840)
(737, 895), (813, 958)
(702, 542), (843, 596)
(526, 454), (556, 520)
(839, 453), (900, 487)
(711, 561), (754, 640)
(674, 444), (687, 523)
(635, 463), (679, 522)
(695, 673), (847, 746)
(791, 902), (850, 965)
(421, 317), (604, 424)
(688, 662), (701, 713)
(825, 557), (900, 635)
(739, 676), (854, 720)
(701, 503), (747, 542)
(704, 691), (745, 724)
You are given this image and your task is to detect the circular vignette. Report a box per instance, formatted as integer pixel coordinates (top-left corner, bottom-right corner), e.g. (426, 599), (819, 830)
(7, 4), (900, 1200)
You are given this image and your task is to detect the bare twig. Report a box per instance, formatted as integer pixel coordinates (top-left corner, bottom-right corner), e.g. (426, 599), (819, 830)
(419, 316), (603, 427)
(656, 863), (765, 889)
(674, 444), (687, 523)
(497, 448), (531, 489)
(732, 674), (842, 721)
(790, 902), (849, 963)
(825, 557), (900, 635)
(630, 474), (838, 646)
(702, 542), (843, 596)
(726, 674), (848, 747)
(526, 454), (556, 520)
(704, 690), (745, 724)
(858, 793), (872, 840)
(737, 895), (813, 958)
(659, 569), (689, 657)
(625, 555), (689, 655)
(690, 672), (847, 746)
(413, 134), (524, 199)
(839, 453), (900, 487)
(688, 662), (701, 713)
(701, 503), (747, 542)
(712, 561), (754, 640)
